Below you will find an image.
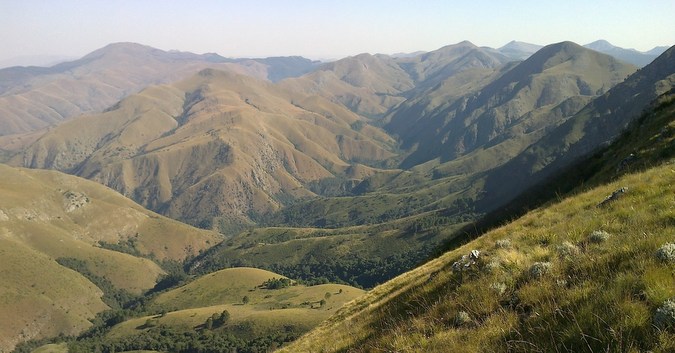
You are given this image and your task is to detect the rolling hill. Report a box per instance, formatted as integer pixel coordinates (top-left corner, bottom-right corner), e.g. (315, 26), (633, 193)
(6, 42), (664, 295)
(13, 68), (397, 230)
(38, 267), (364, 353)
(278, 90), (675, 353)
(0, 164), (219, 352)
(3, 39), (673, 353)
(265, 42), (637, 229)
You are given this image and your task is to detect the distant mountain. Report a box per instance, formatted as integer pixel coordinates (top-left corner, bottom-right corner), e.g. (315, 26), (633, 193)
(387, 41), (636, 168)
(390, 50), (427, 58)
(280, 52), (413, 117)
(584, 39), (662, 67)
(0, 54), (75, 69)
(646, 46), (669, 56)
(397, 41), (510, 91)
(481, 44), (675, 209)
(278, 90), (675, 351)
(0, 164), (219, 352)
(0, 42), (319, 136)
(280, 41), (509, 118)
(495, 40), (543, 60)
(13, 69), (397, 229)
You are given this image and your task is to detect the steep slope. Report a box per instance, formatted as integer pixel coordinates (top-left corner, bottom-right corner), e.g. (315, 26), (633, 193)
(279, 52), (413, 117)
(388, 41), (637, 168)
(280, 41), (509, 119)
(14, 68), (398, 229)
(278, 96), (675, 352)
(0, 42), (319, 136)
(0, 164), (219, 352)
(482, 44), (675, 209)
(585, 39), (664, 67)
(274, 42), (636, 228)
(395, 41), (510, 89)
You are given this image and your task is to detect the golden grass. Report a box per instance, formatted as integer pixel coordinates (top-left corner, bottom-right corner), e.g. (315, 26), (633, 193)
(30, 343), (68, 353)
(279, 162), (675, 352)
(107, 267), (365, 342)
(0, 164), (219, 351)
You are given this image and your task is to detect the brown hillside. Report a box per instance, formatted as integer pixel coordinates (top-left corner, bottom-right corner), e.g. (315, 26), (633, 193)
(15, 69), (398, 228)
(0, 164), (219, 351)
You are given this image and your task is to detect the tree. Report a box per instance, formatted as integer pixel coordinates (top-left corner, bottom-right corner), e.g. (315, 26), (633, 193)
(324, 292), (332, 300)
(242, 295), (250, 305)
(319, 299), (326, 307)
(216, 310), (230, 326)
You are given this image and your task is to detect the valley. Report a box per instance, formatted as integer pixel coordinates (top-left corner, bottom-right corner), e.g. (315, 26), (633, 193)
(1, 38), (673, 353)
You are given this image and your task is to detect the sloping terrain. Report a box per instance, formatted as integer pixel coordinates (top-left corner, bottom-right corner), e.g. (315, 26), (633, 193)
(585, 39), (666, 67)
(280, 41), (510, 119)
(279, 93), (675, 352)
(49, 268), (364, 352)
(0, 42), (319, 137)
(0, 164), (219, 352)
(14, 68), (397, 230)
(266, 42), (637, 229)
(494, 41), (543, 60)
(387, 41), (636, 167)
(481, 44), (675, 209)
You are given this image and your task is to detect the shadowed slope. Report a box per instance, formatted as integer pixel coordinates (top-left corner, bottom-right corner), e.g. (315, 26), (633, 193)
(278, 93), (675, 352)
(388, 41), (637, 168)
(481, 44), (675, 209)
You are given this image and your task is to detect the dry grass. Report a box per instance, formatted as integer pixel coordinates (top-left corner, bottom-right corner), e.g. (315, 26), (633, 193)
(107, 267), (364, 342)
(0, 164), (219, 351)
(279, 162), (675, 352)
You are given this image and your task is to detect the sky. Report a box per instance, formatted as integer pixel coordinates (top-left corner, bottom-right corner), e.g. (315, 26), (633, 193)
(1, 0), (674, 66)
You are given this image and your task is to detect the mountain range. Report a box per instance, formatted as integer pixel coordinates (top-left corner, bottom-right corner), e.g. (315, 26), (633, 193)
(1, 38), (673, 352)
(280, 87), (675, 352)
(0, 42), (319, 137)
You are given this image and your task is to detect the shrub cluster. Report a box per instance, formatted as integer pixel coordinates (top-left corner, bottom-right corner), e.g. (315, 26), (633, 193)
(528, 262), (552, 279)
(589, 230), (611, 243)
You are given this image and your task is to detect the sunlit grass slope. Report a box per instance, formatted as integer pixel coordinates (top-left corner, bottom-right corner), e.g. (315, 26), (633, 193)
(280, 160), (675, 352)
(0, 164), (219, 352)
(105, 267), (364, 343)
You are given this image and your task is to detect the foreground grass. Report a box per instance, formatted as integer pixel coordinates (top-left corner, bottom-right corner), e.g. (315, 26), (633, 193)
(280, 161), (675, 352)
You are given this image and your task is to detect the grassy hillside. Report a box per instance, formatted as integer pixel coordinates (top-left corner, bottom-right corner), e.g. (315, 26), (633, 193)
(0, 164), (219, 352)
(482, 45), (674, 208)
(280, 157), (675, 353)
(278, 90), (675, 352)
(189, 216), (468, 288)
(55, 268), (364, 353)
(14, 68), (398, 230)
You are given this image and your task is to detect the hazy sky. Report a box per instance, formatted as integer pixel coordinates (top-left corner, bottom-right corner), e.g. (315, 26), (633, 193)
(1, 0), (674, 65)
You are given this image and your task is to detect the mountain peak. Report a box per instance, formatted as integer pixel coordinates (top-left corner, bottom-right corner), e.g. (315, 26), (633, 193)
(520, 41), (587, 70)
(497, 41), (544, 60)
(585, 39), (615, 51)
(81, 42), (158, 59)
(499, 40), (542, 51)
